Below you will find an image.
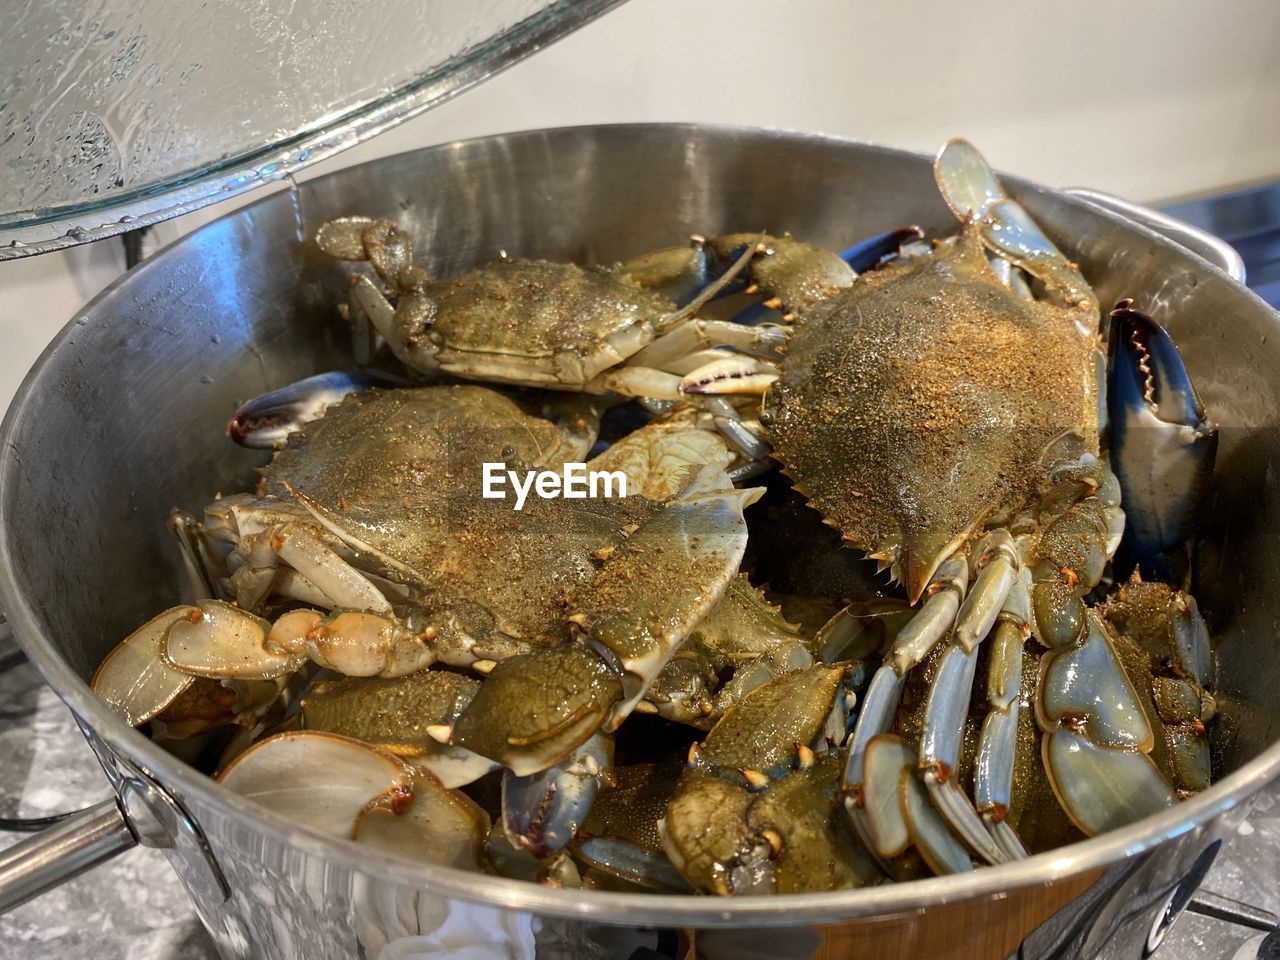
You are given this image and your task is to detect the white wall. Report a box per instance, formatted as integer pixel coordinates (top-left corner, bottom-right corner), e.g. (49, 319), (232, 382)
(1, 0), (1278, 409)
(342, 0), (1280, 204)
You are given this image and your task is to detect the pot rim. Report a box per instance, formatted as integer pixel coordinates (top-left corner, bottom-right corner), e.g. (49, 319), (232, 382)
(3, 121), (1277, 928)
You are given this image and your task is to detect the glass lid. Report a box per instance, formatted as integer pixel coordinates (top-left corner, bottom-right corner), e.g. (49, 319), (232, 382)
(0, 0), (623, 260)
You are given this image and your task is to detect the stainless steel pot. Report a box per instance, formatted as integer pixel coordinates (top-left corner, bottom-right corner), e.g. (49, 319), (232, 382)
(0, 124), (1275, 960)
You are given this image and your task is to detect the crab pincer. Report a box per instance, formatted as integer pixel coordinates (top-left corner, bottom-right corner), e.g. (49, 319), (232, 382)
(1107, 301), (1218, 583)
(227, 370), (391, 447)
(501, 732), (613, 857)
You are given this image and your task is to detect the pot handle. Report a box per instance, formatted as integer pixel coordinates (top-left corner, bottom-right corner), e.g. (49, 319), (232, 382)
(0, 614), (138, 914)
(0, 798), (136, 913)
(1062, 187), (1246, 284)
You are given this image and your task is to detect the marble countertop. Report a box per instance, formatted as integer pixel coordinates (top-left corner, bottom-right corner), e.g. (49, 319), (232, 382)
(0, 645), (217, 960)
(0, 641), (1275, 960)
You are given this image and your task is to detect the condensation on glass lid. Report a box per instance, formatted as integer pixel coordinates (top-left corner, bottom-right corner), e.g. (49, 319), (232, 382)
(0, 0), (623, 259)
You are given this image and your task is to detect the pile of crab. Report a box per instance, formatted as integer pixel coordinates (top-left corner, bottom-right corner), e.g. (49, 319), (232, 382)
(93, 140), (1220, 893)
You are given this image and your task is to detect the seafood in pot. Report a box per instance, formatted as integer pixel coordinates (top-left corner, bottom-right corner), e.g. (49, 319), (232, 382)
(95, 381), (794, 862)
(315, 215), (788, 403)
(676, 138), (1219, 878)
(90, 137), (1220, 893)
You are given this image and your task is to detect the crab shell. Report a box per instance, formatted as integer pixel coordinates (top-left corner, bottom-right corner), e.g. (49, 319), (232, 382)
(385, 258), (677, 388)
(762, 229), (1100, 602)
(261, 384), (662, 661)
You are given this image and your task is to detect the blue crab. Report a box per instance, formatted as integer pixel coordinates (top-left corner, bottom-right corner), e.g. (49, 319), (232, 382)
(315, 219), (797, 404)
(676, 139), (1218, 876)
(91, 137), (1221, 891)
(95, 381), (784, 862)
(94, 386), (747, 711)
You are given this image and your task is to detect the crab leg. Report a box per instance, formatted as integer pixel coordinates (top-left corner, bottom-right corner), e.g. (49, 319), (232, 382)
(934, 138), (1096, 315)
(918, 533), (1027, 864)
(219, 731), (413, 835)
(582, 255), (773, 399)
(271, 521), (393, 613)
(972, 610), (1031, 860)
(1107, 301), (1218, 582)
(168, 508), (222, 601)
(701, 396), (771, 455)
(629, 318), (788, 369)
(210, 498), (406, 613)
(861, 734), (973, 875)
(92, 607), (200, 726)
(842, 554), (967, 856)
(354, 770), (490, 872)
(343, 279), (378, 365)
(1018, 484), (1179, 835)
(223, 531), (283, 610)
(726, 459), (774, 484)
(656, 349), (729, 377)
(95, 592), (437, 727)
(349, 273), (443, 376)
(263, 568), (333, 608)
(218, 515), (396, 616)
(1038, 611), (1178, 833)
(219, 731), (491, 871)
(985, 252), (1034, 301)
(162, 599), (435, 679)
(589, 366), (686, 400)
(651, 240), (761, 334)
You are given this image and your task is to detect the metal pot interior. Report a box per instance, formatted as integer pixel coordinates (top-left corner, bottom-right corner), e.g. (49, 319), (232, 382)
(1, 124), (1277, 919)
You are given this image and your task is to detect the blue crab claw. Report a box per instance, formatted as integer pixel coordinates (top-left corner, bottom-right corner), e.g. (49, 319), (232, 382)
(226, 370), (391, 447)
(502, 732), (612, 858)
(1107, 301), (1218, 582)
(839, 225), (926, 273)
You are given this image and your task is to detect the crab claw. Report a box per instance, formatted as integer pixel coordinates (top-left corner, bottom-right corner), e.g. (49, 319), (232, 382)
(502, 732), (612, 857)
(450, 646), (623, 777)
(1107, 301), (1218, 582)
(839, 225), (926, 273)
(227, 370), (390, 447)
